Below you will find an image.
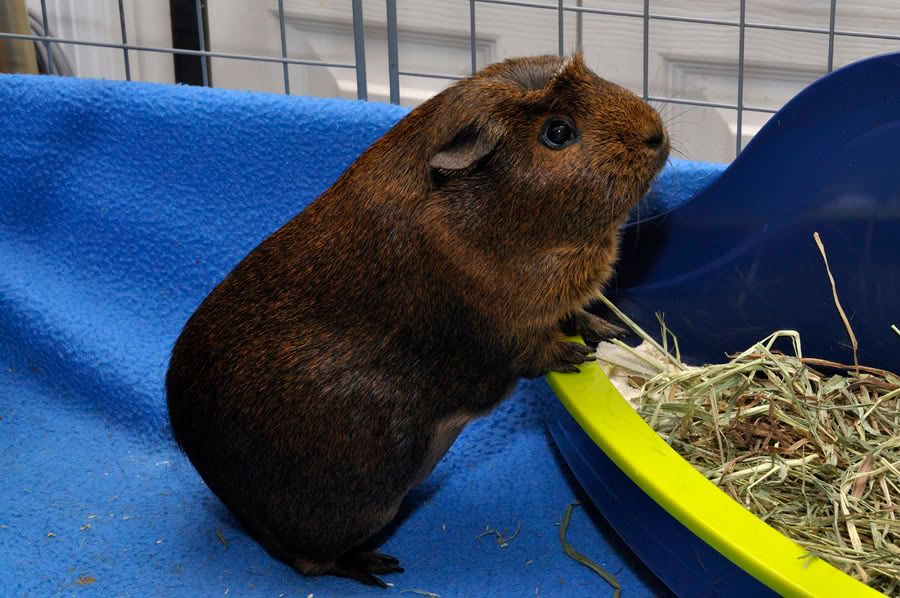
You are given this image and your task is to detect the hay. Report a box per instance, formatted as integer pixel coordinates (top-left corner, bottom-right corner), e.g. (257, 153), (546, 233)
(594, 295), (900, 594)
(475, 519), (521, 548)
(559, 502), (621, 597)
(814, 231), (859, 373)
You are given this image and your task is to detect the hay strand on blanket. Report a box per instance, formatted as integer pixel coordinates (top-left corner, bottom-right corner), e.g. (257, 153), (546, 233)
(559, 502), (622, 597)
(475, 519), (521, 548)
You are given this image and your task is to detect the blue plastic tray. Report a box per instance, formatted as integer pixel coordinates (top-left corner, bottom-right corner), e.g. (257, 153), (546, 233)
(547, 52), (900, 597)
(609, 52), (900, 374)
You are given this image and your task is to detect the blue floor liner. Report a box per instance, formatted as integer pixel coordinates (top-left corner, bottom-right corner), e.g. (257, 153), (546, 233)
(2, 374), (673, 596)
(0, 74), (717, 596)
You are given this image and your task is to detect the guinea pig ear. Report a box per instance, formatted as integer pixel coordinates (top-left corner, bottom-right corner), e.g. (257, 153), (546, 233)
(429, 124), (498, 172)
(546, 51), (587, 91)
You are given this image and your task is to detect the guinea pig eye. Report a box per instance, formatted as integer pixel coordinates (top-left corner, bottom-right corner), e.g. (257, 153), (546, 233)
(540, 117), (578, 150)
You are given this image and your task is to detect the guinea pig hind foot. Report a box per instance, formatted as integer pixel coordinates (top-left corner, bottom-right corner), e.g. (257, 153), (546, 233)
(295, 551), (404, 588)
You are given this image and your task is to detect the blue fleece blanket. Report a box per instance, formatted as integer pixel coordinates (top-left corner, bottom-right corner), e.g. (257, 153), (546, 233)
(0, 75), (722, 596)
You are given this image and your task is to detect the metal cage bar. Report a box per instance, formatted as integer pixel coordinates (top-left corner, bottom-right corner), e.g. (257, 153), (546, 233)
(38, 0), (52, 74)
(575, 0), (583, 53)
(351, 0), (368, 100)
(642, 0), (650, 101)
(398, 70), (464, 81)
(0, 31), (357, 70)
(470, 0), (477, 74)
(828, 0), (838, 72)
(736, 0), (746, 157)
(386, 0), (400, 104)
(557, 0), (564, 57)
(194, 0), (208, 86)
(116, 0), (131, 81)
(276, 0), (290, 94)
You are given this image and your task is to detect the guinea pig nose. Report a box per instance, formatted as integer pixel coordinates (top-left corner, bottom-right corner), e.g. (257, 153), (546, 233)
(644, 130), (665, 150)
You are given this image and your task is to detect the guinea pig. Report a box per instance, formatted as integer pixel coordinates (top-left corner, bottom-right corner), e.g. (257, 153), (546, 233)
(166, 52), (669, 587)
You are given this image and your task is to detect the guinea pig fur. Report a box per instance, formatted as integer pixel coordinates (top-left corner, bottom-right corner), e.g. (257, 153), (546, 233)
(166, 52), (669, 587)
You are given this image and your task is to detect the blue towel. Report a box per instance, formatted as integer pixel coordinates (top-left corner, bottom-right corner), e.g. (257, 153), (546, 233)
(0, 74), (715, 596)
(634, 158), (724, 221)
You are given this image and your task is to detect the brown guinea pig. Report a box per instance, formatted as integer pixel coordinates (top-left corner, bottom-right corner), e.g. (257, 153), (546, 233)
(165, 52), (668, 587)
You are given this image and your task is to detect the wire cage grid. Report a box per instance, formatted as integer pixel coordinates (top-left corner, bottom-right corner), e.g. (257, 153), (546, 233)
(2, 1), (899, 157)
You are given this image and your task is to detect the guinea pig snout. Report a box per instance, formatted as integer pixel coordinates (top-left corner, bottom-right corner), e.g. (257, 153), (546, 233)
(643, 130), (665, 150)
(643, 125), (670, 169)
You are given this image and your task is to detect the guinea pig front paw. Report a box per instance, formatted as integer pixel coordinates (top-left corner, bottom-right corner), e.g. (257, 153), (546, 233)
(560, 310), (628, 343)
(521, 341), (594, 378)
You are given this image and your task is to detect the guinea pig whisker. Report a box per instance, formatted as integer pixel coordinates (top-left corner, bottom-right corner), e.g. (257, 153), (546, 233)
(664, 155), (685, 199)
(647, 50), (672, 101)
(671, 146), (697, 162)
(664, 107), (700, 127)
(667, 136), (695, 161)
(669, 137), (696, 160)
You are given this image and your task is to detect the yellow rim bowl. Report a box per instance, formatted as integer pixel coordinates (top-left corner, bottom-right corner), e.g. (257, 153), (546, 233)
(546, 338), (882, 598)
